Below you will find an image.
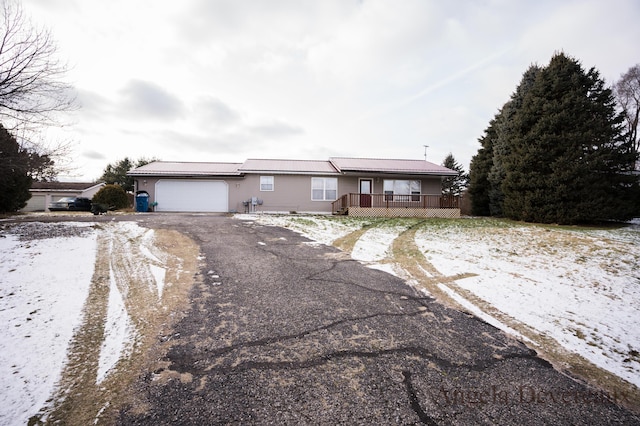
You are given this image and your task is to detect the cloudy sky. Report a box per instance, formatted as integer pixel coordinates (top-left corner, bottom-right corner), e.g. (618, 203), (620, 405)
(20, 0), (640, 181)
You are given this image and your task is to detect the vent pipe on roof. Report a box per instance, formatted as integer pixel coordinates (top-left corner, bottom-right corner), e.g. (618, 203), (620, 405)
(423, 145), (429, 161)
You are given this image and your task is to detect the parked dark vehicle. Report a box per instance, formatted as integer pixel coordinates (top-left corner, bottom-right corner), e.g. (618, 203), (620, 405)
(48, 197), (93, 211)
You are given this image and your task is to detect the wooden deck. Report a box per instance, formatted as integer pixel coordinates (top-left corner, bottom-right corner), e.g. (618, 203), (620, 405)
(332, 193), (460, 218)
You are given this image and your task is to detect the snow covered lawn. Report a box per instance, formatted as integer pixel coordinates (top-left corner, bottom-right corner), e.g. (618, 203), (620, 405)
(0, 222), (97, 424)
(413, 220), (640, 388)
(0, 220), (195, 425)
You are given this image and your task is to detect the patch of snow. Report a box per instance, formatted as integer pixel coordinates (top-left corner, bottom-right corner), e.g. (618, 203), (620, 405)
(139, 230), (162, 264)
(0, 225), (97, 425)
(234, 213), (360, 246)
(94, 401), (110, 425)
(132, 227), (167, 299)
(96, 265), (137, 384)
(435, 285), (530, 343)
(351, 226), (403, 262)
(149, 264), (167, 299)
(367, 263), (399, 276)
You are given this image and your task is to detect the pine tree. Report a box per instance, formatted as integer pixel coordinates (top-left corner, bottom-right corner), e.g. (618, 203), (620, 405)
(488, 65), (541, 217)
(441, 153), (469, 197)
(0, 124), (32, 212)
(502, 53), (638, 224)
(99, 157), (158, 192)
(468, 119), (496, 216)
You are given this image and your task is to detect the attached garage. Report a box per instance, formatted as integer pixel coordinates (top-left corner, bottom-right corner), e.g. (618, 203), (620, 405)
(155, 179), (228, 212)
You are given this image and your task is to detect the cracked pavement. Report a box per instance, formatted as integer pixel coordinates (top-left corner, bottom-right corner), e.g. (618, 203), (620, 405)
(115, 214), (637, 425)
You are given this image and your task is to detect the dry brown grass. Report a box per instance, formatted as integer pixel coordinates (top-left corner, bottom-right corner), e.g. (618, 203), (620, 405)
(29, 225), (200, 425)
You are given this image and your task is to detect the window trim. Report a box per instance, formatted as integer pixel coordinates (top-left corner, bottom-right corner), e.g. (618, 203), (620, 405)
(260, 176), (274, 192)
(383, 179), (421, 201)
(311, 177), (338, 201)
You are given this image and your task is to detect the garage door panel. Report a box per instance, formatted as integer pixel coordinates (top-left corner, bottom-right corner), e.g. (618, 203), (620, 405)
(22, 195), (46, 212)
(155, 180), (228, 212)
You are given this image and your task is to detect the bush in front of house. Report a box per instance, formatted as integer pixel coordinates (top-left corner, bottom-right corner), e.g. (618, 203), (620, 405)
(92, 184), (130, 210)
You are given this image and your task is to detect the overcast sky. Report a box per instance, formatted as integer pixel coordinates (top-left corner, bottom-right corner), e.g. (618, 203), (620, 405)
(20, 0), (640, 181)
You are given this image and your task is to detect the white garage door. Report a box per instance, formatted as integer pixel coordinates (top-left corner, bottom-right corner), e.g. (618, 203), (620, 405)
(22, 195), (46, 212)
(155, 180), (228, 212)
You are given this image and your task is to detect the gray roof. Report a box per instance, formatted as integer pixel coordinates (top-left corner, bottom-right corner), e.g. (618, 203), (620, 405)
(128, 161), (243, 176)
(239, 159), (339, 175)
(330, 157), (458, 176)
(30, 182), (104, 191)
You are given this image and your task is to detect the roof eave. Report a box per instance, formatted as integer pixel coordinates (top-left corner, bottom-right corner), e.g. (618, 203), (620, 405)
(338, 169), (458, 177)
(127, 172), (244, 178)
(239, 170), (339, 175)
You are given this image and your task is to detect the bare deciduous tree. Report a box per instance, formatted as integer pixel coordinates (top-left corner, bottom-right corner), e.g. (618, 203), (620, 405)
(614, 64), (640, 159)
(0, 0), (76, 130)
(0, 0), (77, 180)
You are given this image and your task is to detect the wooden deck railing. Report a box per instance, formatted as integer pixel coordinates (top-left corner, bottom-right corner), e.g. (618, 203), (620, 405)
(331, 193), (459, 214)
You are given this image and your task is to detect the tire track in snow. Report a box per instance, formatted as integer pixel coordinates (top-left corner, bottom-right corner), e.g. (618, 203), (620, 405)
(33, 223), (201, 425)
(34, 229), (112, 424)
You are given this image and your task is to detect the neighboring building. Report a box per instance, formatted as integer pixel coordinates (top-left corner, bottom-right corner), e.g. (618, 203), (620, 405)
(128, 157), (460, 217)
(21, 182), (105, 212)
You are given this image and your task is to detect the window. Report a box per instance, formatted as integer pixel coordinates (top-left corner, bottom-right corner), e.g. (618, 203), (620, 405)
(260, 176), (274, 191)
(311, 177), (337, 201)
(383, 180), (421, 201)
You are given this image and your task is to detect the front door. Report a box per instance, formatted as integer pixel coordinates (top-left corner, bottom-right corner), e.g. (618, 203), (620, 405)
(359, 179), (373, 208)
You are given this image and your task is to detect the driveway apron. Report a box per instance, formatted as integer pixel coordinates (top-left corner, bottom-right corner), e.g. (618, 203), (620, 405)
(119, 215), (638, 425)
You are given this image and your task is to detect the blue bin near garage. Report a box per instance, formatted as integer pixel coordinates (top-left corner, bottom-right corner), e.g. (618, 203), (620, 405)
(135, 191), (149, 212)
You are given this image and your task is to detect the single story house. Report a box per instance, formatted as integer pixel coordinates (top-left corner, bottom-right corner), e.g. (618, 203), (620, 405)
(127, 157), (460, 218)
(21, 182), (106, 212)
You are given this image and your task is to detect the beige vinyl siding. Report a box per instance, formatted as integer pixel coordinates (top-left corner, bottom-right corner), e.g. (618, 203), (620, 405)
(133, 174), (444, 214)
(231, 174), (336, 213)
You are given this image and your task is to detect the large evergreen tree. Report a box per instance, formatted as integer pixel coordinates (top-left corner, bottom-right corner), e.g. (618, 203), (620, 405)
(0, 124), (31, 212)
(501, 53), (638, 224)
(468, 119), (496, 216)
(488, 65), (541, 217)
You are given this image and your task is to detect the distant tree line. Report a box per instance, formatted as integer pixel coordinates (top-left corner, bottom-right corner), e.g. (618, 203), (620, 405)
(468, 53), (640, 224)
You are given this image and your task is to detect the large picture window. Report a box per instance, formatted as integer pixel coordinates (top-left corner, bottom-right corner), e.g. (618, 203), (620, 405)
(311, 177), (337, 201)
(260, 176), (274, 191)
(383, 180), (421, 201)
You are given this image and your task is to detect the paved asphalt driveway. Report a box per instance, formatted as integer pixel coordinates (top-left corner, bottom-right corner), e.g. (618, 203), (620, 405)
(99, 214), (636, 425)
